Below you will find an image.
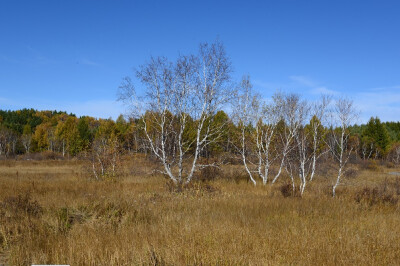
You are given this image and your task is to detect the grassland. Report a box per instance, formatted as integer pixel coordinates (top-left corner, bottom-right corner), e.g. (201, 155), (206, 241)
(1, 157), (400, 265)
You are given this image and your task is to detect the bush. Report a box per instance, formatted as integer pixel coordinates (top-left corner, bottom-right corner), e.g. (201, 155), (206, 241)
(362, 160), (379, 171)
(165, 180), (219, 195)
(215, 167), (249, 184)
(195, 166), (222, 182)
(386, 161), (395, 168)
(354, 187), (398, 206)
(280, 183), (300, 197)
(0, 194), (43, 248)
(56, 207), (87, 234)
(344, 167), (359, 179)
(0, 194), (42, 218)
(354, 178), (400, 206)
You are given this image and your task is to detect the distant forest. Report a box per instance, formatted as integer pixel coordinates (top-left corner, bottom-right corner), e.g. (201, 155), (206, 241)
(0, 108), (399, 162)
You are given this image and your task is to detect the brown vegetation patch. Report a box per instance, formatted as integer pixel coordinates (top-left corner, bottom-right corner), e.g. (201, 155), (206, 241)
(279, 183), (302, 197)
(355, 178), (400, 206)
(0, 160), (400, 265)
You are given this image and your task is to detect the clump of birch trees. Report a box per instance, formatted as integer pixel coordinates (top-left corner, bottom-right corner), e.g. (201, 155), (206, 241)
(234, 78), (357, 196)
(118, 40), (358, 196)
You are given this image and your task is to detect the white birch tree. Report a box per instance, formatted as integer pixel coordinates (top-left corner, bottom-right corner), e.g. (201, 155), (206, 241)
(271, 93), (303, 184)
(308, 95), (331, 182)
(327, 97), (358, 197)
(233, 76), (259, 185)
(119, 41), (235, 186)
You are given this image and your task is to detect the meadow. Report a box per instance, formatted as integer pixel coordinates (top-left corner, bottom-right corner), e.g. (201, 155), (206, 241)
(1, 156), (400, 265)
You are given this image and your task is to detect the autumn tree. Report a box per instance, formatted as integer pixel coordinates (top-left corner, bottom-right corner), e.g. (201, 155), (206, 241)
(119, 40), (235, 185)
(32, 123), (50, 152)
(55, 117), (80, 156)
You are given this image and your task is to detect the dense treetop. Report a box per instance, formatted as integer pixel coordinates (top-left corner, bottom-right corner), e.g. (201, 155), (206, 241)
(0, 108), (399, 160)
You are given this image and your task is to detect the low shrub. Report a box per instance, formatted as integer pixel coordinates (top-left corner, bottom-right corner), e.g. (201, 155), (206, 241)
(362, 160), (379, 171)
(344, 167), (359, 179)
(165, 180), (219, 195)
(0, 194), (43, 249)
(195, 166), (222, 182)
(280, 183), (301, 197)
(0, 194), (42, 218)
(354, 178), (400, 206)
(56, 207), (87, 234)
(386, 161), (395, 168)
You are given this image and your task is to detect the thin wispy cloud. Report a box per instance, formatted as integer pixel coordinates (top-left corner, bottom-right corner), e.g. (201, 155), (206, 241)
(289, 75), (340, 96)
(253, 75), (339, 96)
(310, 87), (339, 95)
(289, 75), (317, 87)
(1, 46), (57, 66)
(0, 55), (22, 64)
(252, 75), (400, 123)
(369, 85), (400, 92)
(79, 59), (101, 67)
(26, 46), (56, 64)
(354, 86), (400, 122)
(0, 97), (16, 106)
(253, 80), (285, 90)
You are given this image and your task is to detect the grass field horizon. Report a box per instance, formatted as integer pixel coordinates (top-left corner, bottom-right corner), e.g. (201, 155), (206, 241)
(1, 157), (400, 265)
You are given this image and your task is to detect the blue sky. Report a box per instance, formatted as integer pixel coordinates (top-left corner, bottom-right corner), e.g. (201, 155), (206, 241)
(0, 0), (399, 122)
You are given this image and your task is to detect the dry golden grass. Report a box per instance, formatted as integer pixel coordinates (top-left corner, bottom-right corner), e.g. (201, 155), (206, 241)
(1, 157), (400, 265)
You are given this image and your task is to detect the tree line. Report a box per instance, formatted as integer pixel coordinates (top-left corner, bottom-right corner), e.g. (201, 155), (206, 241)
(1, 41), (399, 196)
(1, 109), (395, 161)
(0, 107), (398, 183)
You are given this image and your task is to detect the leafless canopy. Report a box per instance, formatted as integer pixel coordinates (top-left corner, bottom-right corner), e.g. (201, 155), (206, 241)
(118, 40), (235, 184)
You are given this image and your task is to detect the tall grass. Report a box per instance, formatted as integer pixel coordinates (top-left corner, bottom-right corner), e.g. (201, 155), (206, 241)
(0, 158), (400, 265)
